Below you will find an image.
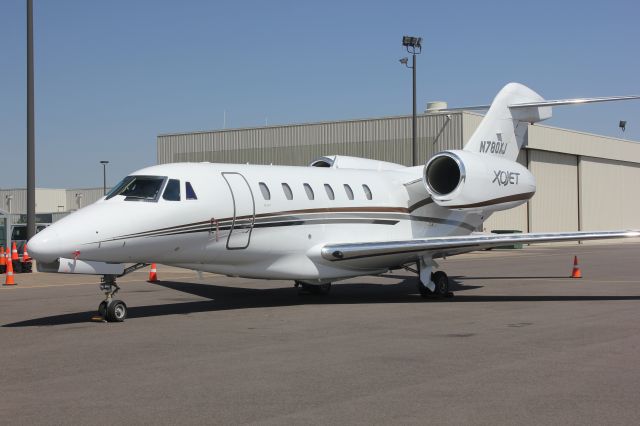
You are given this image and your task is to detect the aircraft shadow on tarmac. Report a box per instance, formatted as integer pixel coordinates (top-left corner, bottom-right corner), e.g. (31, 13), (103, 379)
(4, 277), (640, 327)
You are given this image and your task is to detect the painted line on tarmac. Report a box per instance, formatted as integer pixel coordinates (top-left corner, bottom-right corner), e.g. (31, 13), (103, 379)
(445, 248), (630, 262)
(0, 274), (207, 290)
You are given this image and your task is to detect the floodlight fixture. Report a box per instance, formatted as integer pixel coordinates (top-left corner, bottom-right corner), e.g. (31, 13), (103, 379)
(619, 120), (627, 132)
(399, 57), (409, 66)
(402, 36), (422, 49)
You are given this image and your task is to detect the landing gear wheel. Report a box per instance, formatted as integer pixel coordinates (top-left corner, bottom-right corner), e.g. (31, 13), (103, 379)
(296, 281), (332, 295)
(432, 271), (450, 297)
(98, 301), (108, 318)
(106, 300), (127, 322)
(417, 271), (449, 298)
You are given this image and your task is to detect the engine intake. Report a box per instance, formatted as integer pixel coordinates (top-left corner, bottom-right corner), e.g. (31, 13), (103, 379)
(425, 154), (464, 196)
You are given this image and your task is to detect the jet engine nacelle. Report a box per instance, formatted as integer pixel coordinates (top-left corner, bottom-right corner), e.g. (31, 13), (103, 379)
(423, 150), (536, 211)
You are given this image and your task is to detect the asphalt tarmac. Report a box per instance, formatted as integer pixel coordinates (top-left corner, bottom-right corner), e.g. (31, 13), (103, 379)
(2, 242), (640, 425)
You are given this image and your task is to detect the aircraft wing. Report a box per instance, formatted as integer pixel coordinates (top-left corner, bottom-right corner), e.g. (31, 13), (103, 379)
(321, 230), (640, 262)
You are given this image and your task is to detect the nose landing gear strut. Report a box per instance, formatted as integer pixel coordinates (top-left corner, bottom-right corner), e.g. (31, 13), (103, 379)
(96, 263), (149, 323)
(98, 275), (127, 322)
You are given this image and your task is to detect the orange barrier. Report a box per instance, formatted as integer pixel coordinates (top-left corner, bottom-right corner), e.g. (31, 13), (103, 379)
(571, 256), (582, 279)
(22, 244), (31, 262)
(11, 242), (19, 261)
(148, 263), (158, 282)
(0, 247), (5, 272)
(4, 252), (15, 286)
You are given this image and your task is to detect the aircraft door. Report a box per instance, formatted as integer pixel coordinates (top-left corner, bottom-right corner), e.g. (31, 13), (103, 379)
(222, 172), (255, 249)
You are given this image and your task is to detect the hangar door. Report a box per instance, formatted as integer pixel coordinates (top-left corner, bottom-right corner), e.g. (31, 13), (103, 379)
(580, 157), (640, 231)
(529, 150), (578, 232)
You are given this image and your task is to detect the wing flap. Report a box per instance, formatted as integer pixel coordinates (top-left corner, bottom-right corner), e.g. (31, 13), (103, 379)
(321, 230), (640, 261)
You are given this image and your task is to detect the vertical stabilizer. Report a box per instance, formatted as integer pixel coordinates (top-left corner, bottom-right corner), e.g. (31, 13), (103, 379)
(464, 83), (550, 161)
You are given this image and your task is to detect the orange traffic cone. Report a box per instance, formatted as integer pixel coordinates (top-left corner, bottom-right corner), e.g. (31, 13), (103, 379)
(4, 252), (15, 286)
(22, 244), (31, 262)
(11, 242), (19, 261)
(148, 263), (158, 282)
(571, 256), (582, 279)
(0, 246), (5, 272)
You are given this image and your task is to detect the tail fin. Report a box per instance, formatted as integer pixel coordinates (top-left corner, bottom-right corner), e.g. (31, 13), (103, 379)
(464, 82), (549, 161)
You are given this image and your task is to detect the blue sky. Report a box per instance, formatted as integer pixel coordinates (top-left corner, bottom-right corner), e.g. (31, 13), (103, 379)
(1, 0), (639, 188)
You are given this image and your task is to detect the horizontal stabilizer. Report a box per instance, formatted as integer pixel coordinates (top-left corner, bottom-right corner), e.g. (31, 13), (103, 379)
(509, 95), (640, 108)
(437, 95), (640, 112)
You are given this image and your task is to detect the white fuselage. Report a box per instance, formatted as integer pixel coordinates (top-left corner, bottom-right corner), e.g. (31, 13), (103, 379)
(30, 162), (486, 282)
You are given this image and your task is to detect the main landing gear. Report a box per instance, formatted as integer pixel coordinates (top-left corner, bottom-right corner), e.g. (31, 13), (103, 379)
(96, 263), (149, 323)
(295, 280), (332, 295)
(414, 257), (453, 299)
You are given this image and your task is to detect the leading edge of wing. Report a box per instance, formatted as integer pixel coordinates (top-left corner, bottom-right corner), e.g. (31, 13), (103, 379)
(321, 230), (640, 261)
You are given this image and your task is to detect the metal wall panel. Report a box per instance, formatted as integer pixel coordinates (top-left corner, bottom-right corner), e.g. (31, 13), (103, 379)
(0, 190), (27, 214)
(461, 111), (484, 145)
(0, 189), (66, 214)
(66, 188), (108, 211)
(528, 124), (640, 164)
(36, 189), (67, 213)
(529, 150), (579, 232)
(157, 113), (464, 166)
(580, 157), (640, 230)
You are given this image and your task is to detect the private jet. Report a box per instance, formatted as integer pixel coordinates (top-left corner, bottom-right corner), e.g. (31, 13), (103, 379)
(28, 82), (640, 322)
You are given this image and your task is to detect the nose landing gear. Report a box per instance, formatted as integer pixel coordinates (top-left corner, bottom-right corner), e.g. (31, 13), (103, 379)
(94, 263), (149, 323)
(98, 275), (127, 322)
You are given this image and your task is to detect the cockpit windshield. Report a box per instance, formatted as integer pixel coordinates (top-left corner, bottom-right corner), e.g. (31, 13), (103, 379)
(106, 175), (166, 201)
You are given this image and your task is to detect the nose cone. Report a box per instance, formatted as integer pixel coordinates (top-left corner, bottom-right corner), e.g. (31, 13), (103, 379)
(28, 227), (62, 263)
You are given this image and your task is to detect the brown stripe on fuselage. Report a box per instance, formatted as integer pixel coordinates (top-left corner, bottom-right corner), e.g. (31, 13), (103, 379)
(444, 192), (534, 209)
(110, 205), (471, 241)
(407, 197), (433, 212)
(235, 206), (410, 221)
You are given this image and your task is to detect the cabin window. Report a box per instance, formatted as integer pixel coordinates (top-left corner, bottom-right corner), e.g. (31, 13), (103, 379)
(343, 184), (354, 200)
(362, 184), (372, 200)
(303, 183), (314, 200)
(259, 182), (271, 200)
(106, 175), (165, 202)
(162, 179), (181, 201)
(186, 182), (198, 200)
(282, 183), (293, 200)
(324, 184), (335, 200)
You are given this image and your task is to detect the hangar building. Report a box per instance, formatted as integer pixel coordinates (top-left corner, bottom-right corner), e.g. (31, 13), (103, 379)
(157, 111), (640, 233)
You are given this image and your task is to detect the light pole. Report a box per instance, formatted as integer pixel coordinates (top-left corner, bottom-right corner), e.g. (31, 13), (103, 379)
(100, 161), (109, 195)
(5, 195), (13, 214)
(400, 35), (422, 166)
(26, 0), (36, 239)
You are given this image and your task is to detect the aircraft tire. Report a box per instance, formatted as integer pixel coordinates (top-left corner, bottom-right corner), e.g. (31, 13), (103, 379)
(106, 300), (127, 322)
(418, 271), (449, 298)
(432, 271), (450, 296)
(98, 301), (108, 319)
